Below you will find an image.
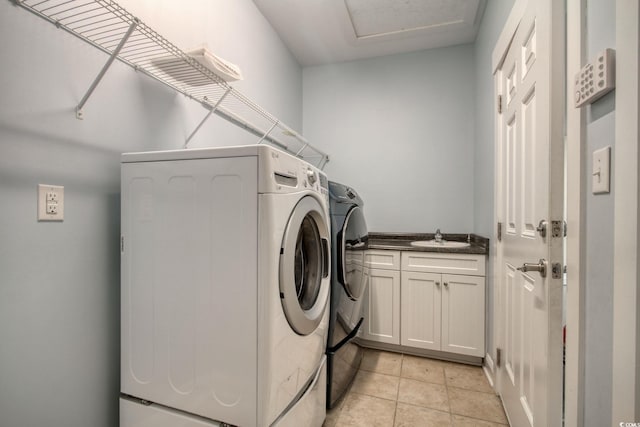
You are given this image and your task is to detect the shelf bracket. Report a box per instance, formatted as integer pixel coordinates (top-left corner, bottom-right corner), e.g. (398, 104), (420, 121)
(76, 19), (139, 119)
(319, 155), (330, 169)
(256, 121), (279, 145)
(295, 143), (309, 156)
(184, 87), (232, 148)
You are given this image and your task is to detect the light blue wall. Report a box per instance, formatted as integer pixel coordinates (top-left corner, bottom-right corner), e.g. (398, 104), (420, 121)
(303, 45), (476, 233)
(472, 0), (516, 362)
(0, 1), (302, 426)
(301, 5), (514, 366)
(584, 0), (616, 425)
(117, 0), (303, 133)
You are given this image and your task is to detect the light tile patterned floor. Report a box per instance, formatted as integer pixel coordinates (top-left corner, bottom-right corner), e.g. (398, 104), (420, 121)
(324, 349), (509, 427)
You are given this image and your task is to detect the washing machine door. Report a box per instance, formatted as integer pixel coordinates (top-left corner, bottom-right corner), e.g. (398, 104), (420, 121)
(338, 206), (368, 300)
(280, 195), (330, 336)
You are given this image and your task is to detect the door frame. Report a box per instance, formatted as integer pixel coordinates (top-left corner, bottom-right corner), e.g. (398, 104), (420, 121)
(565, 0), (586, 426)
(565, 0), (640, 425)
(497, 1), (640, 425)
(612, 0), (640, 423)
(492, 0), (565, 424)
(490, 0), (526, 396)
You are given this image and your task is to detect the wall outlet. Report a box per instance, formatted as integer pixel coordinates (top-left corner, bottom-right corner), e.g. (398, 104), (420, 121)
(38, 184), (64, 221)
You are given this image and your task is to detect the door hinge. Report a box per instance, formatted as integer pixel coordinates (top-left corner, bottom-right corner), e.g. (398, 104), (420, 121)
(497, 95), (503, 114)
(497, 222), (503, 242)
(496, 348), (502, 368)
(551, 220), (567, 238)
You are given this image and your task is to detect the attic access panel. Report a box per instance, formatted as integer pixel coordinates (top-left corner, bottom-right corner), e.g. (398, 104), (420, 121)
(345, 0), (483, 39)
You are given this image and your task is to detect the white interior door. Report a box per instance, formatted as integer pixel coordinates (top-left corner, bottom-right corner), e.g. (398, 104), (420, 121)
(494, 0), (564, 426)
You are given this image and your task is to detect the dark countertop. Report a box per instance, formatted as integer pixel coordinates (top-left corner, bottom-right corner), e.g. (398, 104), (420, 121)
(368, 232), (489, 255)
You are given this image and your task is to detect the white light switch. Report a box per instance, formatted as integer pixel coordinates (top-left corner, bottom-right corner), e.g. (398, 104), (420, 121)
(38, 184), (64, 221)
(592, 146), (611, 194)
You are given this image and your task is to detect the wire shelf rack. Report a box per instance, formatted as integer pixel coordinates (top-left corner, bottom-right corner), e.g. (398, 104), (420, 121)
(12, 0), (329, 168)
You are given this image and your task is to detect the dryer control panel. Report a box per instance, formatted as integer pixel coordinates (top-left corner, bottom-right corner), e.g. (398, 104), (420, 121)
(259, 145), (327, 198)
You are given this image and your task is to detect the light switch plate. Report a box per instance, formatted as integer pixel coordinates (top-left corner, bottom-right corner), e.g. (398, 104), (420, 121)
(38, 184), (64, 221)
(592, 146), (611, 194)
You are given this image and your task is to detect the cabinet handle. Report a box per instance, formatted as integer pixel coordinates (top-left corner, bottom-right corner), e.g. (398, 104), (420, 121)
(444, 282), (448, 287)
(436, 281), (440, 286)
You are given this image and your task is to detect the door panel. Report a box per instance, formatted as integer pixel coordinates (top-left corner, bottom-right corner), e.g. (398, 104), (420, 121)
(521, 87), (538, 238)
(361, 268), (400, 345)
(441, 274), (485, 357)
(495, 1), (564, 426)
(506, 111), (517, 234)
(400, 271), (441, 350)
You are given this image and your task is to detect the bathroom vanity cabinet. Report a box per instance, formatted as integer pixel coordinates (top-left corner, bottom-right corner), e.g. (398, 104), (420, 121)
(360, 246), (487, 360)
(361, 250), (401, 345)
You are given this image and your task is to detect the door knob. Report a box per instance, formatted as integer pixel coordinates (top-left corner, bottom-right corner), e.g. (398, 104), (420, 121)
(536, 220), (547, 238)
(517, 259), (547, 278)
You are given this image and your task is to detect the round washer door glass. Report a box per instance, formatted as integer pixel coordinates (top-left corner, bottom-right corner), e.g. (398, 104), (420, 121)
(280, 196), (330, 336)
(339, 206), (368, 300)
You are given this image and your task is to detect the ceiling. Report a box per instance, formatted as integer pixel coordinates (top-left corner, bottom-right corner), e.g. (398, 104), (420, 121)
(252, 0), (487, 67)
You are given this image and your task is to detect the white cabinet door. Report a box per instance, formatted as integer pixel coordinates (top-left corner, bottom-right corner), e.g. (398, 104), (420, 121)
(401, 271), (442, 351)
(361, 268), (400, 345)
(441, 274), (485, 357)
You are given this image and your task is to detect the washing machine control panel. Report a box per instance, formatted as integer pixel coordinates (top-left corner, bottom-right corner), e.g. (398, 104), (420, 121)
(306, 168), (317, 185)
(260, 145), (328, 199)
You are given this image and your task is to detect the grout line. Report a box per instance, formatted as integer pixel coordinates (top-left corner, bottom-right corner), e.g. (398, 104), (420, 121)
(392, 353), (402, 427)
(444, 370), (452, 420)
(449, 413), (510, 426)
(447, 384), (498, 395)
(392, 400), (398, 427)
(348, 390), (399, 404)
(346, 349), (504, 426)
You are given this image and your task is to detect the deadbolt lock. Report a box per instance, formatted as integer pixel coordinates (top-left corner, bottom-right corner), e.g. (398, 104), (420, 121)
(536, 220), (548, 238)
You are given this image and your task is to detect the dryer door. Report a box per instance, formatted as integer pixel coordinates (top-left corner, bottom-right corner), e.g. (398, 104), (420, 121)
(338, 206), (368, 301)
(280, 196), (330, 336)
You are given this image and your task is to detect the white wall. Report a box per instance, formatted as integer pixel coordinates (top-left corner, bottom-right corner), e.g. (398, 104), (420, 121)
(0, 1), (301, 426)
(303, 45), (476, 233)
(584, 0), (616, 425)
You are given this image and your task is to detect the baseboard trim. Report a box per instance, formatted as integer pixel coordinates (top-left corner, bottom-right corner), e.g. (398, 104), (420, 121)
(356, 339), (483, 366)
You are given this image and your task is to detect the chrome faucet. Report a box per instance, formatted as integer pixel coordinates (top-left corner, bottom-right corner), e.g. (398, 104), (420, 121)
(435, 228), (443, 243)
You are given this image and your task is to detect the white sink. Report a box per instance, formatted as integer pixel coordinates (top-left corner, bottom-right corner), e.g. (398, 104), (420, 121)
(410, 240), (471, 248)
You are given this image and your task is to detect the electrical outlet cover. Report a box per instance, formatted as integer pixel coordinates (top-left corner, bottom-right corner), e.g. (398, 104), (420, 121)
(38, 184), (64, 221)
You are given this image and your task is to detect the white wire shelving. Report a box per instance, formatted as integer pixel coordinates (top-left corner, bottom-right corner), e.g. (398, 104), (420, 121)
(11, 0), (329, 168)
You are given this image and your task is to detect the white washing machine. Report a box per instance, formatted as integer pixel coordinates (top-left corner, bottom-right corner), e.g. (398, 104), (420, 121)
(120, 145), (330, 427)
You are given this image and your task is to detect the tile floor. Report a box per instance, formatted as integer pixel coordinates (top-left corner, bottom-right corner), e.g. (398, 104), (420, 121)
(323, 349), (509, 427)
